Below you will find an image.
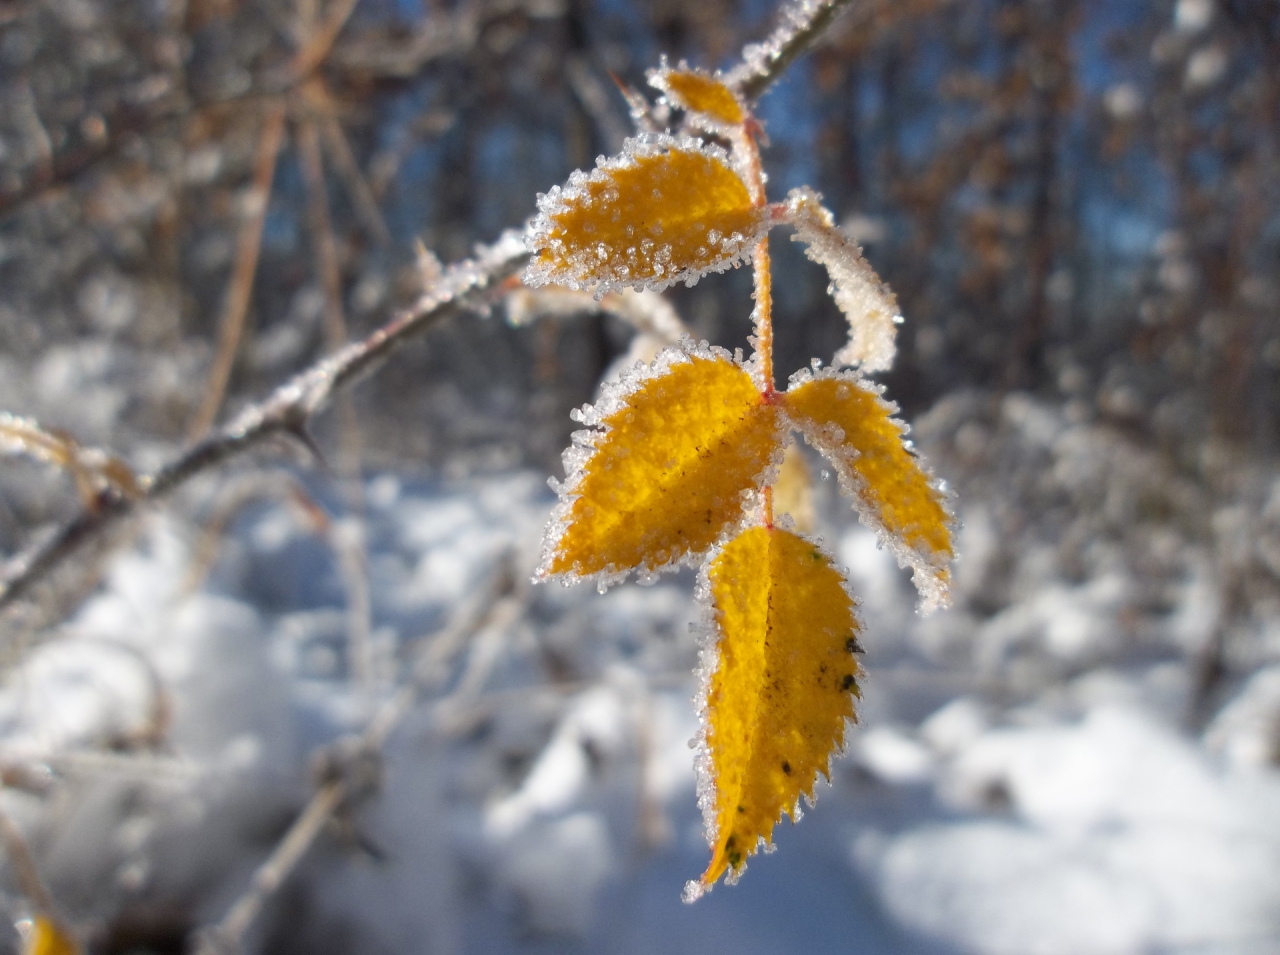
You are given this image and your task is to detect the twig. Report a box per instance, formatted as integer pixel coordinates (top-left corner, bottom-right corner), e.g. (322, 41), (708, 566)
(194, 562), (522, 955)
(729, 0), (861, 101)
(187, 101), (288, 443)
(194, 780), (345, 955)
(288, 0), (363, 81)
(296, 114), (349, 352)
(318, 110), (392, 247)
(0, 233), (530, 615)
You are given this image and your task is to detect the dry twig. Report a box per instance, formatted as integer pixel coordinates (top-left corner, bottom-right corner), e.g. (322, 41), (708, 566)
(187, 102), (289, 443)
(193, 561), (524, 955)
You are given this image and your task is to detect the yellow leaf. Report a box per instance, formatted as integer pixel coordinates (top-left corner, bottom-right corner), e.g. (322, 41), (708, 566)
(539, 340), (783, 583)
(686, 525), (862, 899)
(783, 368), (954, 610)
(650, 66), (746, 128)
(771, 442), (815, 533)
(23, 918), (79, 955)
(525, 135), (764, 295)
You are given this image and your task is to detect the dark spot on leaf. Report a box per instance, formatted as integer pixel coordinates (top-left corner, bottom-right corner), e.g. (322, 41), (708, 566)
(781, 761), (791, 775)
(841, 674), (855, 691)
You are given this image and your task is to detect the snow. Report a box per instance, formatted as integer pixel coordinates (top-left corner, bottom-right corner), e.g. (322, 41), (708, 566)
(863, 705), (1280, 955)
(0, 436), (1278, 953)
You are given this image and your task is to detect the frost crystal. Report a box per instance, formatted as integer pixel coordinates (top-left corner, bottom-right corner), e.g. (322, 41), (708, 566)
(536, 336), (784, 590)
(648, 59), (747, 133)
(524, 134), (766, 298)
(784, 365), (956, 612)
(786, 186), (901, 373)
(725, 0), (842, 93)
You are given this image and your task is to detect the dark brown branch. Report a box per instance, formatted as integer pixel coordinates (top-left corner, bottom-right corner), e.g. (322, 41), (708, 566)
(0, 233), (529, 615)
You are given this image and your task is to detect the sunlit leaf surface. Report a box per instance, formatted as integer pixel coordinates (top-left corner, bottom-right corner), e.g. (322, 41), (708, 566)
(652, 67), (745, 127)
(687, 525), (861, 898)
(783, 369), (953, 609)
(539, 341), (783, 583)
(525, 136), (764, 295)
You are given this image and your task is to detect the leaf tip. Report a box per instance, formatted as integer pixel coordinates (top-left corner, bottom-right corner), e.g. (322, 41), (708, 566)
(681, 878), (709, 904)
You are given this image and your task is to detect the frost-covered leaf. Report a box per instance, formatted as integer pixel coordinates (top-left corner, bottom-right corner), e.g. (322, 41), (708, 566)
(686, 525), (862, 899)
(23, 917), (78, 955)
(525, 135), (765, 296)
(786, 186), (900, 373)
(783, 368), (953, 610)
(771, 442), (814, 532)
(649, 64), (746, 129)
(539, 339), (783, 585)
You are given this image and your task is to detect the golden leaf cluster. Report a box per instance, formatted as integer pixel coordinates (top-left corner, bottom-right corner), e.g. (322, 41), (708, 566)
(526, 67), (954, 898)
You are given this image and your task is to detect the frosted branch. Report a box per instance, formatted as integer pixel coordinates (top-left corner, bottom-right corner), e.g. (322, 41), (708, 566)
(0, 233), (529, 615)
(729, 0), (860, 102)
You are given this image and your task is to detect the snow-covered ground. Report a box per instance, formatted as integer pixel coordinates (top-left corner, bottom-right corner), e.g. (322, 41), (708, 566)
(1, 446), (1279, 954)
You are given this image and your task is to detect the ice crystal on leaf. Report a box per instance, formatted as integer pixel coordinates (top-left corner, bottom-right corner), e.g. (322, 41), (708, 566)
(537, 338), (785, 586)
(524, 135), (765, 297)
(649, 64), (746, 130)
(783, 367), (954, 610)
(786, 187), (901, 373)
(684, 526), (862, 900)
(527, 10), (955, 899)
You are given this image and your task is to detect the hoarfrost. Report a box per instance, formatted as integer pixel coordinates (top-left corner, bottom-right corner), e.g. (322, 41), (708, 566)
(784, 365), (956, 613)
(536, 336), (783, 590)
(786, 187), (901, 373)
(647, 58), (747, 135)
(524, 134), (766, 298)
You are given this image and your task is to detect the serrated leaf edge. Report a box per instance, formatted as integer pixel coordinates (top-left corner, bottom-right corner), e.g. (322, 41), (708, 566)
(647, 58), (747, 134)
(523, 133), (767, 297)
(535, 337), (787, 590)
(684, 523), (864, 899)
(783, 365), (957, 612)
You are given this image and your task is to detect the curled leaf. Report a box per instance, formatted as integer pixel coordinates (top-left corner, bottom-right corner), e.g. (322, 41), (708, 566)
(783, 368), (953, 610)
(539, 339), (784, 585)
(649, 64), (746, 128)
(686, 525), (862, 899)
(525, 135), (765, 296)
(786, 187), (900, 373)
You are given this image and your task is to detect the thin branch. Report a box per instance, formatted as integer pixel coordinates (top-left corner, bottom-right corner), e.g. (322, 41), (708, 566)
(297, 115), (349, 352)
(194, 563), (522, 955)
(312, 92), (393, 246)
(187, 101), (289, 443)
(194, 780), (345, 955)
(0, 233), (530, 615)
(729, 0), (861, 102)
(288, 0), (363, 81)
